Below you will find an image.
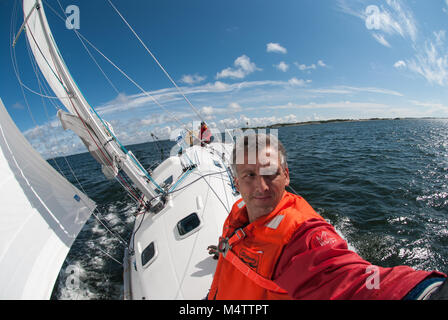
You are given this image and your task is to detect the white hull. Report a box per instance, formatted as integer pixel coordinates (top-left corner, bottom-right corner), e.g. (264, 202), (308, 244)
(124, 143), (239, 299)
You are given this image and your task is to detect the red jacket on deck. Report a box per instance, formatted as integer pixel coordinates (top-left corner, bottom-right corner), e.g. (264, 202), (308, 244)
(200, 124), (212, 144)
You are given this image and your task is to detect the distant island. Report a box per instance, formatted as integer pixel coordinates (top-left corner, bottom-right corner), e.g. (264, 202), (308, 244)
(241, 117), (448, 130)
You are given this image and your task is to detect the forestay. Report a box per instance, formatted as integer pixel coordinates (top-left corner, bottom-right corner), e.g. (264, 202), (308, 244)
(0, 98), (96, 299)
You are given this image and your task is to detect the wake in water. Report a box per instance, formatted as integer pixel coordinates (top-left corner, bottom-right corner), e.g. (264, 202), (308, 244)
(52, 201), (136, 299)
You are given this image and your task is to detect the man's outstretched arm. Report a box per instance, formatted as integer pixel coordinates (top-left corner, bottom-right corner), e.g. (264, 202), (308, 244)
(273, 218), (446, 300)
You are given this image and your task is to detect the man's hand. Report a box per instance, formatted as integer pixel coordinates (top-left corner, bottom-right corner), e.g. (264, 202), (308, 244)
(207, 245), (219, 260)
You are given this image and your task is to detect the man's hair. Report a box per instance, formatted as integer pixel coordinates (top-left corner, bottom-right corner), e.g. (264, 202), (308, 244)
(231, 133), (287, 177)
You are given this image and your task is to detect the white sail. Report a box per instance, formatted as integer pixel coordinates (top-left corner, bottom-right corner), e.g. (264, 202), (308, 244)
(0, 98), (96, 299)
(57, 110), (118, 180)
(22, 0), (79, 116)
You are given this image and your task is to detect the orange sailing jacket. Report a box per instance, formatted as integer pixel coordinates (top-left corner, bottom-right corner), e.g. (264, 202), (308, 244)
(208, 191), (324, 300)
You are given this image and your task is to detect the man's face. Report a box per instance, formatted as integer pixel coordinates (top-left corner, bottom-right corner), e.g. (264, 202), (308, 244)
(234, 146), (290, 222)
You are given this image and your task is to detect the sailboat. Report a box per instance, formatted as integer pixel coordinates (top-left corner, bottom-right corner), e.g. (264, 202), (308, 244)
(2, 0), (239, 299)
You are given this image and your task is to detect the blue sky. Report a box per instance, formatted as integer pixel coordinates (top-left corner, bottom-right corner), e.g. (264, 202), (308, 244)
(1, 0), (448, 158)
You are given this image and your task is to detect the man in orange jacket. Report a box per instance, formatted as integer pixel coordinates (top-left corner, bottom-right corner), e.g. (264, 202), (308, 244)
(207, 133), (447, 300)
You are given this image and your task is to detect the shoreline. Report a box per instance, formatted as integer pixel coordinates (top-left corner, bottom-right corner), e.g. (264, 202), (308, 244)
(242, 116), (448, 130)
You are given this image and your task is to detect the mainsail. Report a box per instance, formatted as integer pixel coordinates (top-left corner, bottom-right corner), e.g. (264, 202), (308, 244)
(22, 0), (81, 117)
(0, 98), (96, 299)
(57, 109), (118, 180)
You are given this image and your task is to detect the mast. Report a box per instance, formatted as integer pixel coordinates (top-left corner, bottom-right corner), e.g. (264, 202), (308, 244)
(21, 0), (163, 203)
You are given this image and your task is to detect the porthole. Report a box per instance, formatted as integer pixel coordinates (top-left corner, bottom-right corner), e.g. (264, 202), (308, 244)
(163, 175), (173, 186)
(177, 213), (201, 238)
(141, 241), (157, 267)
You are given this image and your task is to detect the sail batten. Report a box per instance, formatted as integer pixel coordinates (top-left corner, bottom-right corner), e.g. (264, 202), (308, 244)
(0, 98), (96, 299)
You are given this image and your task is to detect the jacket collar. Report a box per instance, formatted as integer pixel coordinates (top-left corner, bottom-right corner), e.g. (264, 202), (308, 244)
(227, 191), (291, 235)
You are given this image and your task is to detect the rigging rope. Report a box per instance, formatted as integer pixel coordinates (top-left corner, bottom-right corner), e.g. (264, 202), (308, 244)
(106, 0), (206, 124)
(106, 0), (241, 141)
(49, 0), (190, 194)
(32, 0), (237, 143)
(38, 0), (179, 195)
(47, 0), (187, 130)
(10, 2), (62, 100)
(74, 30), (188, 130)
(30, 7), (154, 206)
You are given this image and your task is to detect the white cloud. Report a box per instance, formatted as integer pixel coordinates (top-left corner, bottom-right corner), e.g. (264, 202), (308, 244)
(410, 100), (448, 109)
(266, 42), (287, 54)
(92, 79), (406, 125)
(216, 68), (246, 79)
(294, 62), (316, 71)
(317, 60), (327, 67)
(372, 33), (391, 47)
(219, 114), (297, 129)
(288, 77), (311, 86)
(337, 85), (403, 96)
(294, 59), (327, 72)
(384, 0), (418, 42)
(338, 0), (448, 87)
(180, 73), (206, 85)
(434, 30), (446, 46)
(24, 121), (86, 159)
(94, 81), (404, 121)
(407, 39), (448, 86)
(274, 61), (289, 72)
(391, 30), (448, 86)
(266, 100), (391, 111)
(308, 85), (403, 97)
(205, 81), (230, 91)
(200, 106), (215, 120)
(394, 60), (406, 69)
(140, 114), (167, 126)
(338, 0), (418, 46)
(216, 55), (261, 79)
(228, 102), (242, 112)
